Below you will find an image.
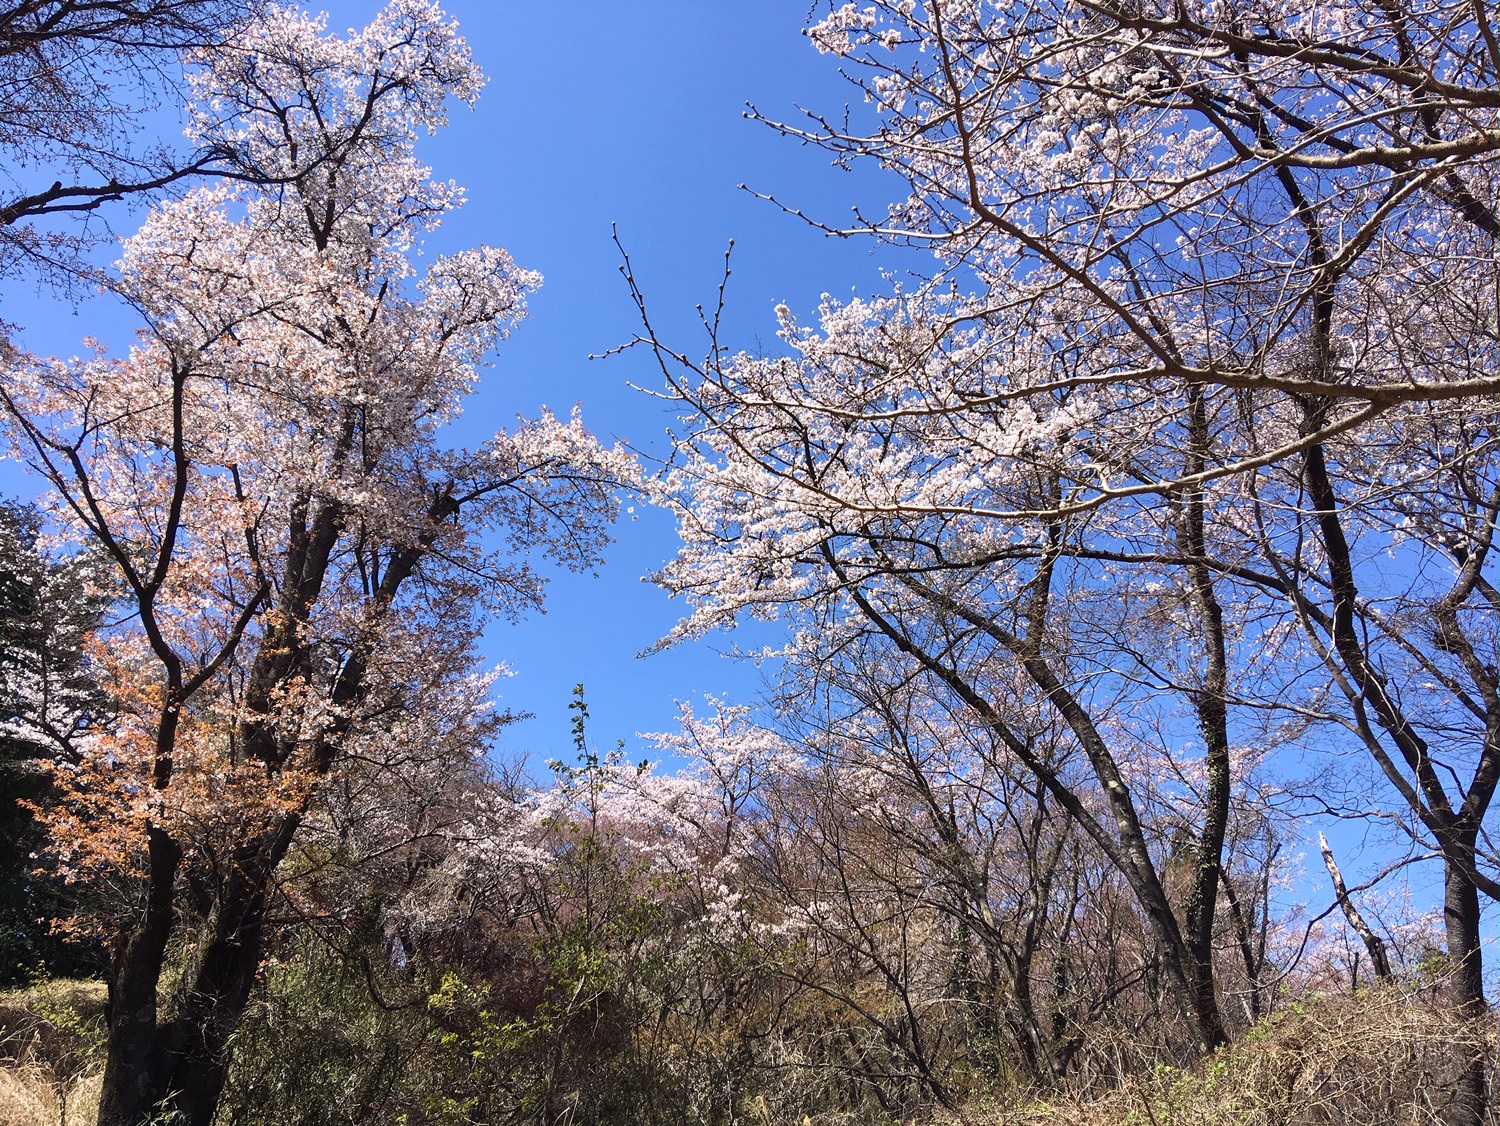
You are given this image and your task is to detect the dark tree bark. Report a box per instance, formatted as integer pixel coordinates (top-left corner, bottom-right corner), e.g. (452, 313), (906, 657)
(95, 486), (457, 1125)
(1297, 427), (1497, 1126)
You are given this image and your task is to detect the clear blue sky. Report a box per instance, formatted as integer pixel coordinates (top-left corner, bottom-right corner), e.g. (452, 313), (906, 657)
(1, 3), (906, 768)
(422, 2), (903, 765)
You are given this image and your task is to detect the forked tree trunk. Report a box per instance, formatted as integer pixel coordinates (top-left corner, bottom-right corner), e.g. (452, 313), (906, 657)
(97, 829), (181, 1126)
(95, 486), (449, 1125)
(1302, 430), (1496, 1126)
(96, 817), (300, 1126)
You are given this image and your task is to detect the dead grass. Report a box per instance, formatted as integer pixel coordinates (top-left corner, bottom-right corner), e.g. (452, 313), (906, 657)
(0, 1065), (56, 1126)
(0, 1062), (100, 1126)
(942, 987), (1496, 1126)
(0, 978), (106, 1126)
(61, 1069), (101, 1126)
(0, 979), (106, 1074)
(0, 980), (1491, 1126)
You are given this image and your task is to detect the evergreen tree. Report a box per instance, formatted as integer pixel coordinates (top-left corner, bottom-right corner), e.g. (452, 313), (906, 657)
(0, 500), (109, 982)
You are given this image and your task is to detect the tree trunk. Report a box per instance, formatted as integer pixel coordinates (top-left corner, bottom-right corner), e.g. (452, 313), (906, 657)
(95, 816), (300, 1126)
(1178, 382), (1233, 1053)
(1318, 832), (1392, 983)
(1441, 833), (1490, 1126)
(96, 828), (180, 1126)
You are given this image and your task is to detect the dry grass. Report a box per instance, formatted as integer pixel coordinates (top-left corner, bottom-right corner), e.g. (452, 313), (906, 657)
(0, 978), (106, 1126)
(0, 1066), (57, 1126)
(0, 980), (1491, 1126)
(61, 1069), (102, 1126)
(0, 1063), (101, 1126)
(0, 980), (106, 1071)
(942, 987), (1495, 1126)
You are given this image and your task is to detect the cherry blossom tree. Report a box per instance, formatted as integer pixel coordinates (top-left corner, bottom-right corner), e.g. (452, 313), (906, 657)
(611, 677), (1296, 1112)
(0, 4), (633, 1123)
(1233, 391), (1497, 1121)
(630, 0), (1495, 1112)
(403, 689), (782, 1124)
(631, 269), (1296, 1052)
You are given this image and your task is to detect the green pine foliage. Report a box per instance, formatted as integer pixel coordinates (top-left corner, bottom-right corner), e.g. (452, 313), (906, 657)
(0, 501), (110, 983)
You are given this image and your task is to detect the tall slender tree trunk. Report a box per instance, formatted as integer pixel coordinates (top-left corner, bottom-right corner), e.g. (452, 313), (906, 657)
(1442, 831), (1491, 1126)
(1178, 382), (1232, 1051)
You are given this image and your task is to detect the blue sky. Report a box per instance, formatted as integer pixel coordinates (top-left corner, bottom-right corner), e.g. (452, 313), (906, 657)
(425, 3), (901, 764)
(1, 3), (905, 768)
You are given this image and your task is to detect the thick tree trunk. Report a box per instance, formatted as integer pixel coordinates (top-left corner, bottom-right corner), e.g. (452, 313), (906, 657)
(97, 828), (180, 1126)
(1442, 836), (1491, 1126)
(159, 924), (267, 1123)
(95, 817), (298, 1126)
